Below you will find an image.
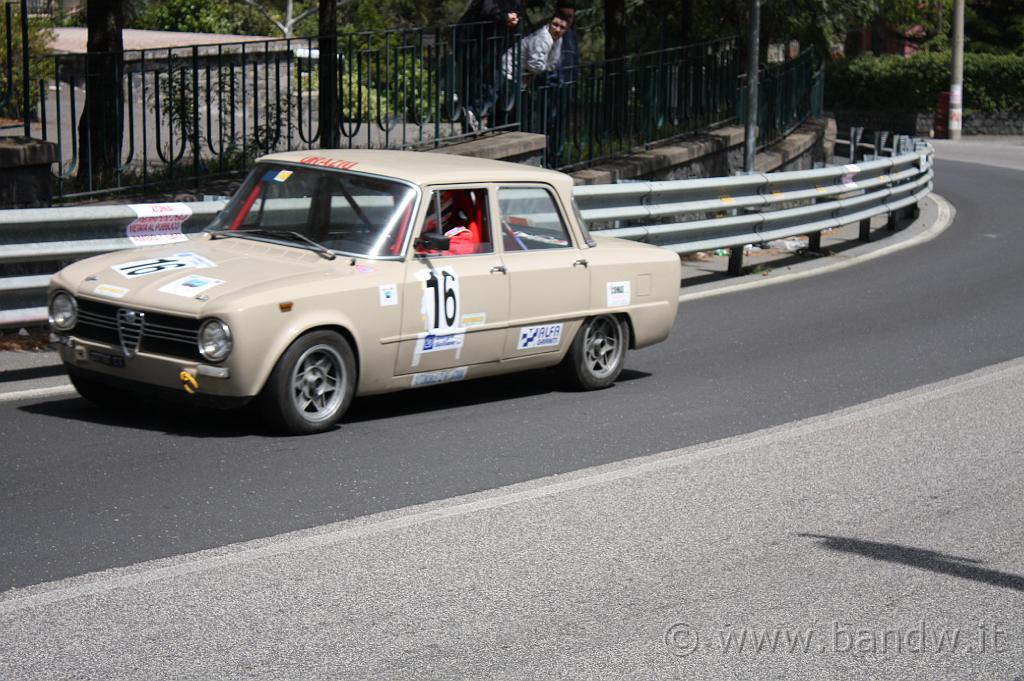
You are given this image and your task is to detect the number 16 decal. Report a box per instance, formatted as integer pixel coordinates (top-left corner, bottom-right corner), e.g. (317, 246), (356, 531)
(421, 267), (460, 332)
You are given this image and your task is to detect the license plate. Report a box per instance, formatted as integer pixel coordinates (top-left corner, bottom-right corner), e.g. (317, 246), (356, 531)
(88, 350), (126, 368)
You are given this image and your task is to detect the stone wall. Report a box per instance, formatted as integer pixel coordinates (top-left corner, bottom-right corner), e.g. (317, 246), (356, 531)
(833, 108), (1024, 138)
(570, 117), (836, 185)
(961, 112), (1024, 136)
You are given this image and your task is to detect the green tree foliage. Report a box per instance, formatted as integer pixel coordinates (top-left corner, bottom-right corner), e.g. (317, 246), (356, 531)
(966, 0), (1024, 54)
(826, 51), (1024, 112)
(0, 8), (54, 120)
(132, 0), (275, 35)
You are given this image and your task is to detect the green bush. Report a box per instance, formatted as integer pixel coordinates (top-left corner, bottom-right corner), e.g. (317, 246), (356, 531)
(826, 51), (1024, 113)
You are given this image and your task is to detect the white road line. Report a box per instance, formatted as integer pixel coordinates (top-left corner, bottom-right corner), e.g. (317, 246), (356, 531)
(2, 352), (1022, 614)
(0, 384), (75, 403)
(679, 193), (955, 303)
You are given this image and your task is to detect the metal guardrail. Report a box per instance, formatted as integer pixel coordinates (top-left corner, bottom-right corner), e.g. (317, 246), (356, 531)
(0, 141), (933, 329)
(576, 140), (933, 272)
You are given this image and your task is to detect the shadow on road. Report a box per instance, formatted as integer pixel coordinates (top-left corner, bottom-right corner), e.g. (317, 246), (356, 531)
(17, 367), (652, 436)
(800, 533), (1024, 593)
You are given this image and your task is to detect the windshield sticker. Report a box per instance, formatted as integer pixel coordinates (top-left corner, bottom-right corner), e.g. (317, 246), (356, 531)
(379, 283), (398, 307)
(607, 281), (631, 307)
(411, 366), (468, 387)
(517, 323), (563, 350)
(158, 274), (225, 298)
(94, 284), (129, 299)
(461, 312), (486, 328)
(113, 252), (215, 279)
(126, 203), (192, 246)
(299, 156), (359, 170)
(272, 170), (293, 182)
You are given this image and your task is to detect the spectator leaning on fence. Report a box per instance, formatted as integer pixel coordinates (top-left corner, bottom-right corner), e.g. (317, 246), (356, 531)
(457, 0), (524, 132)
(520, 12), (570, 82)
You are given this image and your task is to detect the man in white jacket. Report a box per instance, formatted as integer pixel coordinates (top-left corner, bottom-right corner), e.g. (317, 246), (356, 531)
(521, 13), (570, 80)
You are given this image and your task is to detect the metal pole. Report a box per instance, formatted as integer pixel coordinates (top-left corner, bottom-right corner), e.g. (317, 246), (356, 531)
(743, 0), (759, 172)
(948, 0), (964, 140)
(20, 0), (29, 137)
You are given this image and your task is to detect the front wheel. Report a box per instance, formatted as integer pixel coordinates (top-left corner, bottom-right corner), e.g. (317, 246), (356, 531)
(260, 331), (356, 435)
(560, 315), (629, 390)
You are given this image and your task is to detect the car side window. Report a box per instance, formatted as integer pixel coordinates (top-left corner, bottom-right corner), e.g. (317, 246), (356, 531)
(498, 187), (574, 252)
(415, 188), (493, 257)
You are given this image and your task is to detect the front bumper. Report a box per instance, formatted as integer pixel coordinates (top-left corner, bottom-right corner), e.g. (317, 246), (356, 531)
(54, 333), (254, 406)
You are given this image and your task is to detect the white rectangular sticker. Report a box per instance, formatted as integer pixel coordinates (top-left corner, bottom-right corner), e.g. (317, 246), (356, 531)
(379, 284), (398, 307)
(416, 331), (465, 354)
(113, 252), (215, 279)
(517, 323), (563, 350)
(411, 366), (467, 387)
(94, 284), (129, 299)
(126, 203), (192, 245)
(607, 281), (631, 307)
(158, 274), (225, 298)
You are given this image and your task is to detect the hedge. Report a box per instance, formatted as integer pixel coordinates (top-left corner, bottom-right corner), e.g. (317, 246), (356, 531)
(826, 52), (1024, 113)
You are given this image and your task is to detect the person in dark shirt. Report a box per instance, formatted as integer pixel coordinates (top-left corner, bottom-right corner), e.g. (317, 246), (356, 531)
(456, 0), (524, 132)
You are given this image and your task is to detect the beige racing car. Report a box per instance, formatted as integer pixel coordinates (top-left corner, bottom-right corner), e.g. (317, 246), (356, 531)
(48, 151), (680, 434)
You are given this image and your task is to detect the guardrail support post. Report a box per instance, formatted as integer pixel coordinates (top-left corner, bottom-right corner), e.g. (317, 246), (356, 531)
(727, 247), (743, 276)
(886, 211), (897, 231)
(807, 231), (822, 253)
(858, 218), (871, 242)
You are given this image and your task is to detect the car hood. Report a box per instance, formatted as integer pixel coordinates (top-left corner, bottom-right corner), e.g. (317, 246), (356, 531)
(59, 235), (348, 316)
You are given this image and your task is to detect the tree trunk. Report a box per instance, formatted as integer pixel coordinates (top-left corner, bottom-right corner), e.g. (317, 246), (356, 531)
(604, 0), (626, 61)
(78, 0), (124, 184)
(318, 0), (339, 148)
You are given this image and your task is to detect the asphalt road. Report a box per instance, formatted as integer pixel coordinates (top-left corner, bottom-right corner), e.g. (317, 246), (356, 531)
(1, 146), (1023, 677)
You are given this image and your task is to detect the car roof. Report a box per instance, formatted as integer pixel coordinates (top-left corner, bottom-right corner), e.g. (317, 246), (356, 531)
(258, 149), (573, 189)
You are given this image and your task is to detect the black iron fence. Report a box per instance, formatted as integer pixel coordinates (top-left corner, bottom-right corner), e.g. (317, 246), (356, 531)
(521, 38), (739, 169)
(0, 0), (31, 137)
(29, 23), (523, 199)
(737, 48), (823, 149)
(2, 18), (818, 201)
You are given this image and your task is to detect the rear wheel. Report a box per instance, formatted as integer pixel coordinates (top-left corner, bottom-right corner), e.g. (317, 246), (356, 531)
(560, 315), (629, 390)
(260, 331), (356, 435)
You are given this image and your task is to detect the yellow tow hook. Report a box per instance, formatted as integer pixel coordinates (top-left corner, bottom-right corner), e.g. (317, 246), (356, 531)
(179, 370), (200, 395)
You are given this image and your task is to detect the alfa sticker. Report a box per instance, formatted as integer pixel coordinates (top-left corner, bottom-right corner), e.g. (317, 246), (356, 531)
(607, 281), (631, 307)
(158, 274), (225, 298)
(517, 323), (562, 350)
(411, 366), (468, 387)
(113, 252), (215, 279)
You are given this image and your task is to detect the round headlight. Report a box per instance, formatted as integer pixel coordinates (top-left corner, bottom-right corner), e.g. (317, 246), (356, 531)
(198, 319), (232, 362)
(49, 292), (77, 330)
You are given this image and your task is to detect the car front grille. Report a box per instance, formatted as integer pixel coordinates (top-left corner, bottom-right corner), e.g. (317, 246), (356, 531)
(75, 298), (202, 361)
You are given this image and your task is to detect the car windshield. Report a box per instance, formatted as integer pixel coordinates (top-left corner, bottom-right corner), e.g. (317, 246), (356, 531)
(206, 163), (418, 258)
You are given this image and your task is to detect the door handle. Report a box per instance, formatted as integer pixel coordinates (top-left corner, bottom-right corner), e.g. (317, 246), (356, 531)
(490, 265), (507, 274)
(573, 258), (589, 268)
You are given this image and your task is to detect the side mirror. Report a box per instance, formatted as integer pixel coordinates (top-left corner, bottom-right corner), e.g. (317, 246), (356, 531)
(415, 232), (450, 252)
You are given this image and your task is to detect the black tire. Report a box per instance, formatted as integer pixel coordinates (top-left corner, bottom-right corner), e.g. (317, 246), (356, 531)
(68, 367), (135, 409)
(560, 315), (630, 390)
(260, 331), (357, 435)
